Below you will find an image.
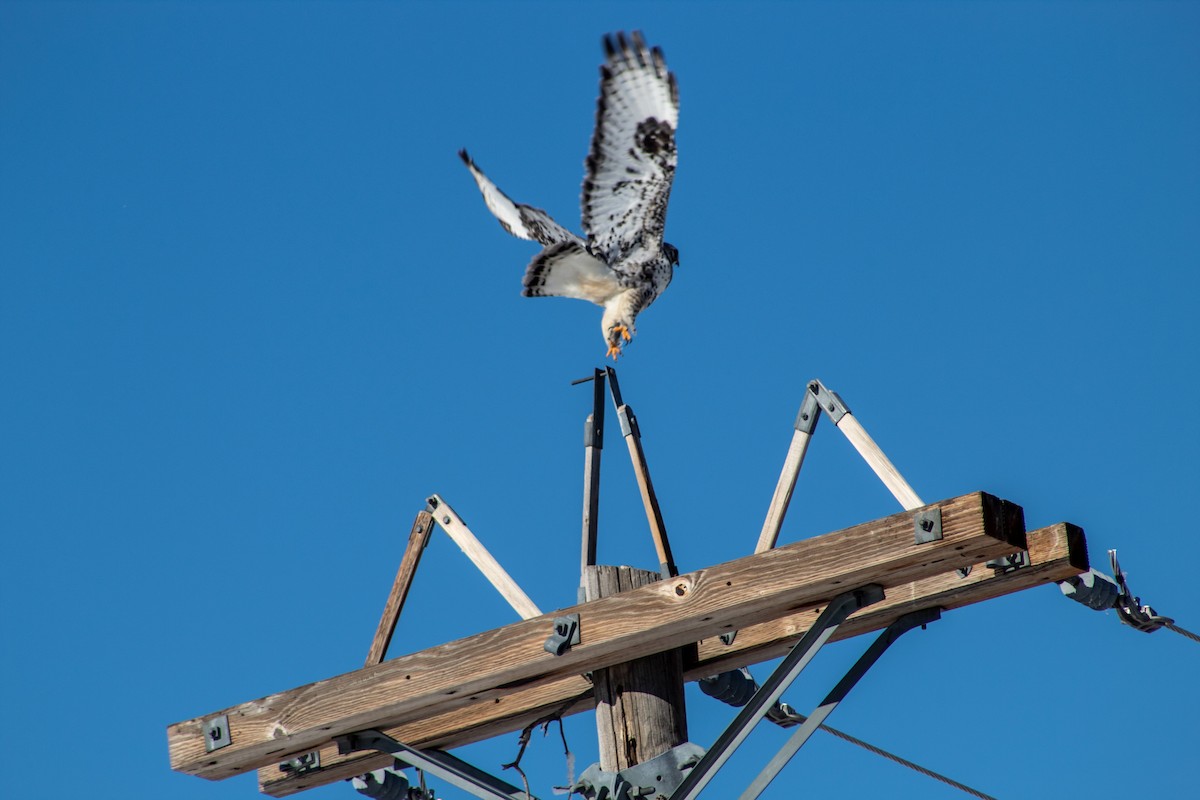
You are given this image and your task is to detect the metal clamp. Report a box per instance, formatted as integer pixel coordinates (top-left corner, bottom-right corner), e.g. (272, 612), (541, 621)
(544, 613), (581, 655)
(573, 742), (706, 800)
(1060, 550), (1175, 634)
(985, 551), (1029, 575)
(278, 751), (320, 775)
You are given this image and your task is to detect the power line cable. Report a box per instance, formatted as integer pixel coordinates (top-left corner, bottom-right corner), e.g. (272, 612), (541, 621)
(771, 704), (997, 800)
(1162, 621), (1200, 645)
(701, 671), (996, 799)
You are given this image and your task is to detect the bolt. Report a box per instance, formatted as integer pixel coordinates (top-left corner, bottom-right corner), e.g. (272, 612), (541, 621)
(443, 515), (451, 525)
(209, 725), (223, 741)
(920, 518), (934, 532)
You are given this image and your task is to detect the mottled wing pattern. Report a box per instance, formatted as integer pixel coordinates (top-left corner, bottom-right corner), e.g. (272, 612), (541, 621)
(522, 241), (621, 302)
(581, 32), (679, 271)
(459, 149), (579, 247)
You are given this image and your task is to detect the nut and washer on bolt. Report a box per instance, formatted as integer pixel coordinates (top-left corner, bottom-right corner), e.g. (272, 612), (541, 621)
(204, 714), (231, 752)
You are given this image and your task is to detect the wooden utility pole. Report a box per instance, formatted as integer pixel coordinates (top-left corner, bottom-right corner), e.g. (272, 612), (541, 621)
(584, 565), (687, 772)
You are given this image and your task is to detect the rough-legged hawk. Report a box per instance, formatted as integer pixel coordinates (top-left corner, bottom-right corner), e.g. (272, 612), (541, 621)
(460, 31), (679, 359)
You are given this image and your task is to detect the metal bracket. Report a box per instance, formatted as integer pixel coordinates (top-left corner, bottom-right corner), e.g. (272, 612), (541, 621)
(913, 507), (942, 544)
(338, 730), (536, 800)
(985, 551), (1029, 574)
(807, 380), (850, 424)
(544, 613), (581, 655)
(793, 386), (822, 435)
(278, 751), (320, 775)
(204, 714), (231, 752)
(574, 742), (706, 800)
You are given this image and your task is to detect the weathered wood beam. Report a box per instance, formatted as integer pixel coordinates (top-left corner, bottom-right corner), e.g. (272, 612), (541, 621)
(364, 511), (435, 667)
(692, 521), (1087, 675)
(169, 492), (1022, 782)
(259, 521), (1084, 797)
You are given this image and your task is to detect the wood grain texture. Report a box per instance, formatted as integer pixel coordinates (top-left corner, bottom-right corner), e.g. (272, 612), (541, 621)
(692, 521), (1087, 675)
(258, 520), (1083, 797)
(620, 409), (676, 576)
(170, 491), (1022, 782)
(756, 429), (814, 554)
(836, 413), (924, 510)
(428, 494), (542, 621)
(586, 566), (687, 771)
(365, 511), (434, 667)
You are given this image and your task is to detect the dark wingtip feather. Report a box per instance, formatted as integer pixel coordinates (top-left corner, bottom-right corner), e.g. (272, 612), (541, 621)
(458, 148), (472, 166)
(630, 31), (648, 65)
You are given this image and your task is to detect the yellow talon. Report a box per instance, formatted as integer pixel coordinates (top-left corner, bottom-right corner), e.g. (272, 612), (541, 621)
(607, 325), (631, 360)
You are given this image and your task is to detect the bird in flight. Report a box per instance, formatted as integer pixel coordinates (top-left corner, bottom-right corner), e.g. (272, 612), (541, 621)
(460, 31), (680, 359)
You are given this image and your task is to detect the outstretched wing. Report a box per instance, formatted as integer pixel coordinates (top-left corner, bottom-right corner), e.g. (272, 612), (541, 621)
(522, 241), (622, 303)
(581, 32), (679, 269)
(459, 149), (579, 247)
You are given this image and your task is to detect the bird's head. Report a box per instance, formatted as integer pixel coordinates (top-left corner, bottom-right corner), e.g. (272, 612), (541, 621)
(663, 242), (680, 267)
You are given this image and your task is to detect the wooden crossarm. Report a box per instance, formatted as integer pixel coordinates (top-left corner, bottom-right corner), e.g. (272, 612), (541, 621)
(168, 491), (1024, 782)
(259, 521), (1084, 797)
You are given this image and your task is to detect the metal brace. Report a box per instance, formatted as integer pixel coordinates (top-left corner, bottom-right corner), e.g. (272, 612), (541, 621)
(913, 507), (942, 544)
(737, 606), (941, 800)
(671, 586), (885, 800)
(985, 551), (1029, 575)
(204, 714), (231, 752)
(278, 751), (320, 775)
(338, 730), (536, 800)
(544, 613), (581, 655)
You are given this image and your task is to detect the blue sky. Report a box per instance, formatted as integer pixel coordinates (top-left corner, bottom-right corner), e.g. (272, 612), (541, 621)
(3, 2), (1198, 798)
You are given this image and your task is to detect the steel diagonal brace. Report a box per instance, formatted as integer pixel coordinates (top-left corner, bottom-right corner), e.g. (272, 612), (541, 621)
(337, 730), (537, 800)
(581, 368), (606, 579)
(670, 585), (886, 800)
(739, 606), (943, 800)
